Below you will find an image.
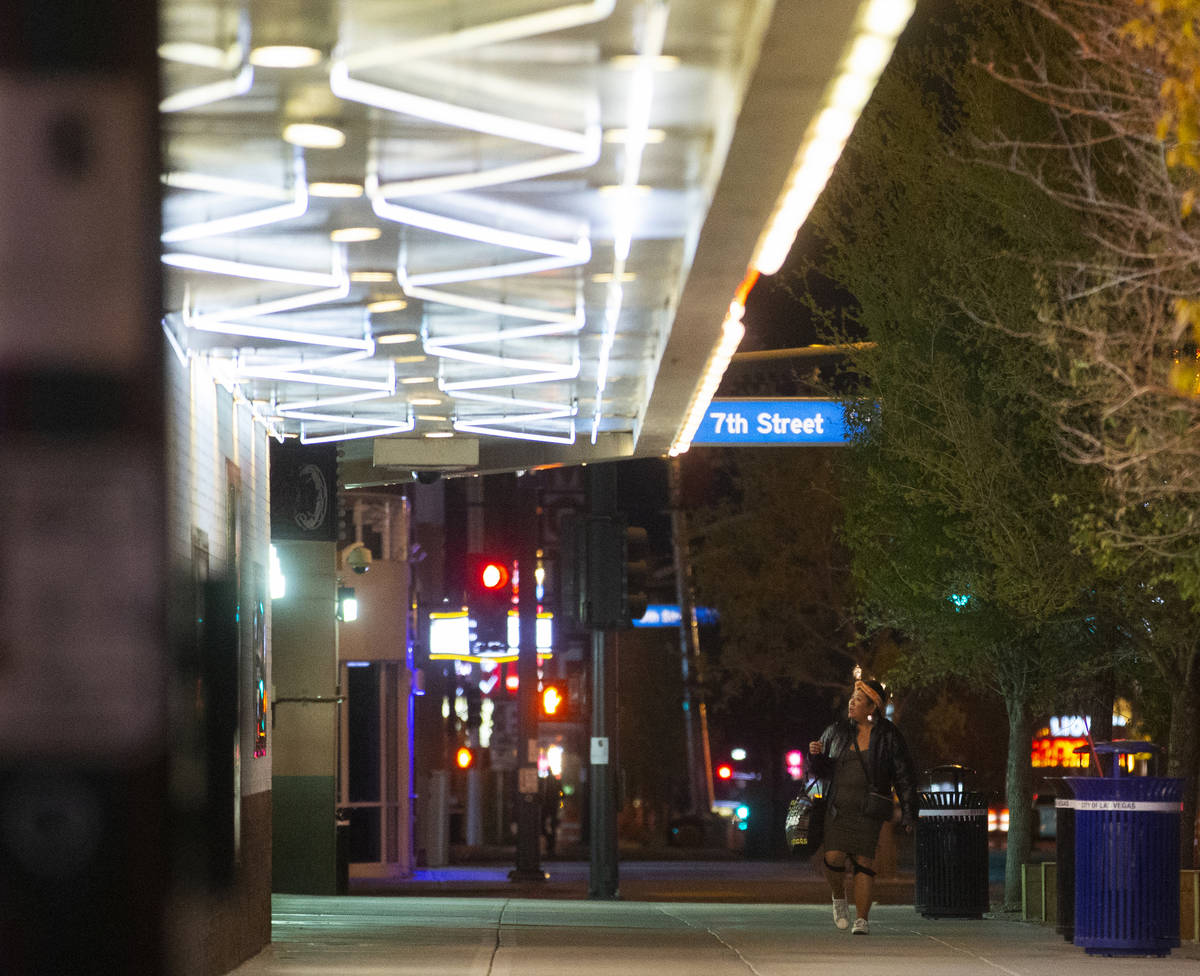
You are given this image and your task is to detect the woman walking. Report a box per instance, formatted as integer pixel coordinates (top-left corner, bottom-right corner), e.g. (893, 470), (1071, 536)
(808, 677), (917, 935)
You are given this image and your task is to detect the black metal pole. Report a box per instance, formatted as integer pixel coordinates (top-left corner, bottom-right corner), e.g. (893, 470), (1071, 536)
(510, 474), (546, 882)
(587, 465), (619, 898)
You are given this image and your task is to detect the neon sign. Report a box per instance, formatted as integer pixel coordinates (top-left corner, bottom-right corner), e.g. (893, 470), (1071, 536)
(1031, 738), (1090, 769)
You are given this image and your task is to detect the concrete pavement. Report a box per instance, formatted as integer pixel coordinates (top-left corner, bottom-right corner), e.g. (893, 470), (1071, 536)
(226, 886), (1200, 975)
(349, 857), (920, 904)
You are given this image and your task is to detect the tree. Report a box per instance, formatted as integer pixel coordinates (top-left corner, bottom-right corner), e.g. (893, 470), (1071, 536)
(796, 1), (1132, 905)
(686, 447), (860, 856)
(689, 448), (860, 698)
(971, 0), (1200, 861)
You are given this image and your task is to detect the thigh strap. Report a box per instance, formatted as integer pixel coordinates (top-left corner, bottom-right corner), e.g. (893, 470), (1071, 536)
(849, 857), (876, 877)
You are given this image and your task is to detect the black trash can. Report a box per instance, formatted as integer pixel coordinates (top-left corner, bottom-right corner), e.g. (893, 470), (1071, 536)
(914, 764), (990, 919)
(1049, 777), (1076, 942)
(1068, 741), (1183, 957)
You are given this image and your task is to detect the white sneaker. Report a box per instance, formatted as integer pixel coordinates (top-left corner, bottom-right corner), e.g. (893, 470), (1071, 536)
(851, 917), (870, 935)
(831, 898), (850, 929)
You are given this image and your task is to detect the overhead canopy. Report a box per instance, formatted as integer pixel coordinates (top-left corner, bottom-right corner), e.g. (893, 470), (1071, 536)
(159, 0), (913, 484)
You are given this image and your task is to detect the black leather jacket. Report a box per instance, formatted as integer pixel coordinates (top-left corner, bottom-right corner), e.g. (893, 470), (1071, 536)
(810, 717), (918, 828)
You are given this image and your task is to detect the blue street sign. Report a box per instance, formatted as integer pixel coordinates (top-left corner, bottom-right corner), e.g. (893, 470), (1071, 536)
(690, 398), (848, 446)
(632, 604), (718, 628)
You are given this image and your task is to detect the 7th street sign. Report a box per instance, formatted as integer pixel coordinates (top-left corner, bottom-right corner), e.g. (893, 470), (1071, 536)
(691, 398), (848, 446)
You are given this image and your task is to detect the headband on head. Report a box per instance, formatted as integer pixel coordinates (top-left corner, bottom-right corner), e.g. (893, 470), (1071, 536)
(855, 679), (883, 711)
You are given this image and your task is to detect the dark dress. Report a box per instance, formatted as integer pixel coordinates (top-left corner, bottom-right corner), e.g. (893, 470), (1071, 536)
(823, 747), (882, 858)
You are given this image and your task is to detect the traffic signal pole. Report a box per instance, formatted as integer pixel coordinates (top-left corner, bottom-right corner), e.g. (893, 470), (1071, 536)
(510, 475), (547, 882)
(587, 465), (620, 899)
(588, 627), (619, 898)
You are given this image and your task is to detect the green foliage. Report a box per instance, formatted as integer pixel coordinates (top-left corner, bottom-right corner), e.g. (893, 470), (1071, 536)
(793, 0), (1141, 902)
(689, 448), (859, 703)
(806, 2), (1112, 699)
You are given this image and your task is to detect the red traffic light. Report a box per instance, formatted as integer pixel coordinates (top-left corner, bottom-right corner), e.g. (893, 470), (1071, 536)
(478, 560), (509, 591)
(716, 763), (733, 781)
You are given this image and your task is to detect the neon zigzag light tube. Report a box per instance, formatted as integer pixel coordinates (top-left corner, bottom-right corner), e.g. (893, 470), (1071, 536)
(178, 249), (357, 350)
(162, 150), (309, 243)
(159, 8), (253, 113)
(591, 0), (669, 444)
(452, 391), (577, 445)
(332, 62), (590, 154)
(401, 283), (583, 327)
(337, 0), (616, 70)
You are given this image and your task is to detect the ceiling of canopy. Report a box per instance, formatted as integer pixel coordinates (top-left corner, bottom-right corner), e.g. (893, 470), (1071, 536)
(158, 0), (912, 484)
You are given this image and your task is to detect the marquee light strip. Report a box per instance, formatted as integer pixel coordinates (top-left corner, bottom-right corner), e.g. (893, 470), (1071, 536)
(750, 0), (916, 275)
(666, 0), (915, 458)
(668, 297), (746, 457)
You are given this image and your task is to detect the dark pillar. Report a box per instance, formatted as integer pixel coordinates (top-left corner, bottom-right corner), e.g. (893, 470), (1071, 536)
(0, 2), (167, 972)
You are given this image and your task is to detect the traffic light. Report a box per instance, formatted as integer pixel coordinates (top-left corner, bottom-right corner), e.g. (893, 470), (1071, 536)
(455, 746), (474, 770)
(622, 525), (650, 625)
(540, 681), (568, 719)
(467, 553), (512, 645)
(716, 763), (733, 781)
(573, 516), (650, 629)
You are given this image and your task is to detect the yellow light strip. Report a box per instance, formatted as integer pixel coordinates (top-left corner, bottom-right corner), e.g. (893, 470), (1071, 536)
(668, 0), (915, 458)
(668, 295), (748, 457)
(750, 0), (916, 275)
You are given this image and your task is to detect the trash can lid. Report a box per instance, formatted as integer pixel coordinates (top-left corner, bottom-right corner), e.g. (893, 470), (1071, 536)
(1088, 739), (1162, 755)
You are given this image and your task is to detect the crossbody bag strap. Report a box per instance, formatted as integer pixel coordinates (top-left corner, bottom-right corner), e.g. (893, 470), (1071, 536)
(852, 736), (877, 792)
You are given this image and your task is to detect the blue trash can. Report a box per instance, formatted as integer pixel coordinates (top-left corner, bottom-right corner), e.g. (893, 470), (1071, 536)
(1067, 741), (1183, 957)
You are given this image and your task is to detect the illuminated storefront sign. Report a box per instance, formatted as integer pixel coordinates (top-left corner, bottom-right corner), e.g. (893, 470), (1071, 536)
(428, 608), (553, 663)
(1031, 737), (1091, 769)
(1031, 712), (1140, 770)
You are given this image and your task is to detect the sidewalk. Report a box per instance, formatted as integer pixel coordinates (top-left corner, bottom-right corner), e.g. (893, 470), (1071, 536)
(227, 892), (1200, 975)
(350, 856), (920, 904)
